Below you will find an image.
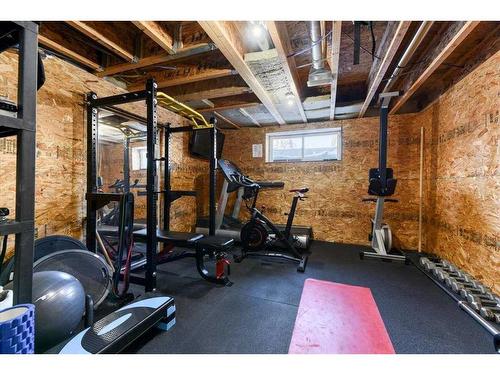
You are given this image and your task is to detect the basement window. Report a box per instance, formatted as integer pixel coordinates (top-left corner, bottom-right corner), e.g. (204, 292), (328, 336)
(131, 146), (147, 170)
(265, 128), (342, 162)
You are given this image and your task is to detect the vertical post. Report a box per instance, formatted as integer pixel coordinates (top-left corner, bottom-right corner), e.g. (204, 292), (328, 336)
(208, 120), (218, 236)
(145, 79), (158, 292)
(418, 126), (424, 252)
(13, 24), (38, 304)
(163, 124), (171, 232)
(379, 105), (388, 192)
(123, 135), (130, 193)
(86, 92), (98, 253)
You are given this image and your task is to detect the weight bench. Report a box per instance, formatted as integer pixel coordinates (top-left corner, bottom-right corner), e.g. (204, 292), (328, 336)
(133, 228), (233, 285)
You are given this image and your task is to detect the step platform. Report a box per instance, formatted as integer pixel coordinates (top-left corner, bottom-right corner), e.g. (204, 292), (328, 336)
(56, 294), (175, 354)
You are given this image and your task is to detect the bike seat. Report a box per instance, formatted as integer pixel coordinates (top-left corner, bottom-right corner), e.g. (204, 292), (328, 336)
(289, 188), (309, 194)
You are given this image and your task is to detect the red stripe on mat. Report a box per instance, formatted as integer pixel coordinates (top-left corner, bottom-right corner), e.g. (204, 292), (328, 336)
(288, 278), (395, 354)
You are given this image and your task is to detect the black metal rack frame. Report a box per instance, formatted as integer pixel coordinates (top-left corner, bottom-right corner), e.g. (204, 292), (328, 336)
(0, 22), (38, 304)
(86, 79), (218, 292)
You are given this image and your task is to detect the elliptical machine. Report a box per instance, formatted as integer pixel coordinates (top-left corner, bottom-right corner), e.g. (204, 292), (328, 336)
(220, 160), (310, 272)
(360, 91), (407, 263)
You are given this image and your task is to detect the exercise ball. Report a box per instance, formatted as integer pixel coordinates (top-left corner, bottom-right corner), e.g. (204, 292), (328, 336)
(6, 271), (86, 353)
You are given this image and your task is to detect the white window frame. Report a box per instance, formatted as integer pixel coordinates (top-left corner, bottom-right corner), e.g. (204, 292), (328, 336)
(265, 127), (342, 163)
(131, 146), (148, 171)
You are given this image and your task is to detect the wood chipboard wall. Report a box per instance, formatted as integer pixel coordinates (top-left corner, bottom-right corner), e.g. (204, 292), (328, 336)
(0, 50), (204, 258)
(420, 50), (499, 294)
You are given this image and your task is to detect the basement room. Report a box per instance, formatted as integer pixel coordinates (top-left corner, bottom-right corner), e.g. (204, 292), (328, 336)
(0, 0), (499, 366)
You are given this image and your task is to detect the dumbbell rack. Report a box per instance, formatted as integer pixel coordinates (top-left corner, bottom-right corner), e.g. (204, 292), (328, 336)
(415, 255), (500, 353)
(0, 22), (38, 304)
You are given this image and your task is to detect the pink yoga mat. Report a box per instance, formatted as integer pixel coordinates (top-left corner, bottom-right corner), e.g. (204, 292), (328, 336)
(288, 278), (395, 354)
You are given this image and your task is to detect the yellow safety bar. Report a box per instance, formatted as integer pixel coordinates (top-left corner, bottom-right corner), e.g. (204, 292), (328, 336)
(157, 92), (211, 129)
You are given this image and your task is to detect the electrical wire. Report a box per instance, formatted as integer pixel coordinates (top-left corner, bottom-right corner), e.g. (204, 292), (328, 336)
(369, 21), (376, 61)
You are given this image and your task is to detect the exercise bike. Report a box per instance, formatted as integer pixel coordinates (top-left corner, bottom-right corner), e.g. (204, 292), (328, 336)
(228, 172), (310, 272)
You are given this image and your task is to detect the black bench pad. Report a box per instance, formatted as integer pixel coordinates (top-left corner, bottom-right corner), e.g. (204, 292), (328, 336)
(196, 235), (234, 249)
(133, 228), (204, 245)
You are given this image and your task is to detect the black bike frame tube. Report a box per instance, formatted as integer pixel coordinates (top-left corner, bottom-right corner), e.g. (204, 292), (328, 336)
(379, 105), (388, 192)
(284, 196), (299, 239)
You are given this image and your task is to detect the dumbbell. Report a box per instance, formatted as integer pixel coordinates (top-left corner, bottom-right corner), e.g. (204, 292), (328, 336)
(420, 257), (456, 273)
(443, 272), (474, 287)
(459, 285), (495, 300)
(480, 306), (500, 323)
(467, 294), (500, 311)
(434, 268), (469, 283)
(449, 279), (486, 294)
(420, 257), (455, 269)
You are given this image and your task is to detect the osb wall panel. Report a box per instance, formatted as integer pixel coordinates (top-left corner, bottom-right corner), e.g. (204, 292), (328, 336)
(222, 114), (423, 249)
(420, 50), (499, 293)
(0, 51), (198, 259)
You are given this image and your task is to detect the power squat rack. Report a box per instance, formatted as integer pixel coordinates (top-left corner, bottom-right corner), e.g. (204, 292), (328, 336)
(86, 79), (233, 292)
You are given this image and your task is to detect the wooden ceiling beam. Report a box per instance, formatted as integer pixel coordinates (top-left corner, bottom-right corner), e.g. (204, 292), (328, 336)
(199, 21), (286, 125)
(174, 86), (252, 102)
(266, 21), (307, 123)
(329, 21), (342, 120)
(38, 35), (101, 71)
(239, 108), (261, 127)
(66, 21), (135, 62)
(96, 43), (215, 77)
(358, 21), (412, 118)
(390, 21), (480, 115)
(132, 21), (175, 54)
(214, 111), (241, 129)
(127, 69), (237, 91)
(197, 101), (259, 113)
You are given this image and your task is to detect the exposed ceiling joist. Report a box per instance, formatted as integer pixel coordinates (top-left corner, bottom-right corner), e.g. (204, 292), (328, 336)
(174, 86), (252, 102)
(329, 21), (342, 120)
(390, 21), (481, 114)
(214, 111), (241, 129)
(239, 108), (261, 127)
(197, 101), (259, 113)
(96, 43), (215, 77)
(132, 21), (175, 54)
(38, 35), (101, 71)
(66, 21), (135, 62)
(199, 21), (286, 125)
(358, 21), (412, 118)
(266, 21), (307, 123)
(127, 69), (237, 91)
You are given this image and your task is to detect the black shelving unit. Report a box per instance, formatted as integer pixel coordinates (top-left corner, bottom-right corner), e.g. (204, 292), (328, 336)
(0, 21), (38, 304)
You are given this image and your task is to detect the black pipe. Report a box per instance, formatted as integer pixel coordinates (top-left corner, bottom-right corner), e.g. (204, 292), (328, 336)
(379, 105), (388, 192)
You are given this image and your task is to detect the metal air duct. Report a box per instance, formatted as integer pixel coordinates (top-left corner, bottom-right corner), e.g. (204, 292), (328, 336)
(307, 21), (332, 87)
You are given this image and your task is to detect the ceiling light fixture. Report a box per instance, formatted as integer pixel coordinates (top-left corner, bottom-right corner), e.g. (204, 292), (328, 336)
(285, 93), (295, 106)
